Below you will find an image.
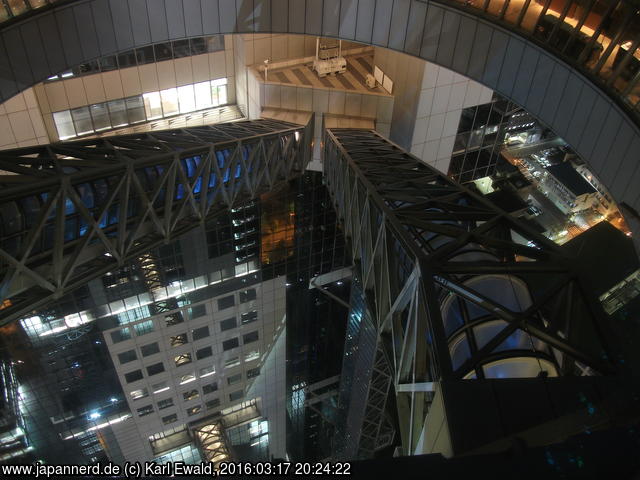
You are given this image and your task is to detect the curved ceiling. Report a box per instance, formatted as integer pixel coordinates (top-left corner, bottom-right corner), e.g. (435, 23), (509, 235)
(1, 0), (639, 241)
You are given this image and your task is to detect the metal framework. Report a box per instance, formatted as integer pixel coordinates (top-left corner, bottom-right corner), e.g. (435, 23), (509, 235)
(323, 128), (618, 456)
(0, 116), (313, 326)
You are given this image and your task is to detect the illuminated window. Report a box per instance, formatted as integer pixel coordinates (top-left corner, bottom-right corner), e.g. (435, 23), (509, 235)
(152, 381), (169, 394)
(194, 81), (212, 109)
(183, 389), (199, 401)
(160, 88), (179, 116)
(225, 356), (240, 369)
(241, 311), (258, 325)
(177, 85), (196, 113)
(180, 373), (196, 385)
(130, 388), (148, 400)
(133, 320), (154, 336)
(137, 405), (154, 417)
(53, 111), (76, 140)
(199, 365), (215, 377)
(187, 405), (202, 416)
(170, 333), (188, 347)
(174, 353), (192, 367)
(143, 92), (162, 120)
(244, 350), (259, 362)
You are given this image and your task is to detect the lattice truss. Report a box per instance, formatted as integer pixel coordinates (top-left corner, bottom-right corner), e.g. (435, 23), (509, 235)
(323, 128), (617, 455)
(0, 117), (313, 326)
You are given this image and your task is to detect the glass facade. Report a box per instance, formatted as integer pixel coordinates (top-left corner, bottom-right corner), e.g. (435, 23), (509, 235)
(53, 78), (229, 140)
(45, 35), (225, 82)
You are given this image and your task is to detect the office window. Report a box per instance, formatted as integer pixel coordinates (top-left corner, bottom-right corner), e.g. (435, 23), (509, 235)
(205, 398), (220, 410)
(141, 342), (160, 357)
(99, 55), (118, 71)
(192, 325), (209, 341)
(222, 338), (239, 351)
(170, 333), (188, 347)
(202, 382), (218, 395)
(178, 85), (196, 113)
(117, 50), (136, 68)
(134, 320), (154, 336)
(143, 92), (163, 120)
(190, 304), (207, 319)
(180, 373), (196, 385)
(137, 405), (154, 417)
(239, 289), (257, 303)
(70, 106), (93, 136)
(174, 353), (192, 367)
(89, 102), (111, 131)
(244, 350), (260, 362)
(241, 311), (258, 325)
(194, 81), (212, 109)
(190, 37), (207, 55)
(152, 381), (169, 394)
(229, 390), (243, 402)
(243, 331), (259, 345)
(187, 406), (202, 416)
(118, 350), (137, 364)
(154, 42), (173, 61)
(162, 414), (177, 425)
(225, 357), (240, 369)
(130, 388), (148, 401)
(220, 317), (237, 331)
(124, 370), (143, 383)
(199, 365), (215, 377)
(165, 312), (184, 326)
(146, 362), (165, 376)
(107, 99), (128, 127)
(53, 110), (76, 140)
(136, 45), (155, 65)
(247, 367), (260, 379)
(227, 373), (242, 385)
(206, 35), (225, 52)
(217, 295), (234, 310)
(160, 88), (179, 116)
(183, 389), (199, 401)
(157, 398), (174, 410)
(196, 346), (213, 360)
(126, 95), (146, 124)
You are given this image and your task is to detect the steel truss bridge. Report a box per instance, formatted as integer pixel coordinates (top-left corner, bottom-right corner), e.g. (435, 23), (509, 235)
(0, 118), (631, 458)
(323, 128), (624, 458)
(0, 117), (313, 325)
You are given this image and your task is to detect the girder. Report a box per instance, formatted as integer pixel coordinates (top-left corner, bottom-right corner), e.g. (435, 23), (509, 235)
(323, 128), (621, 456)
(0, 116), (313, 326)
